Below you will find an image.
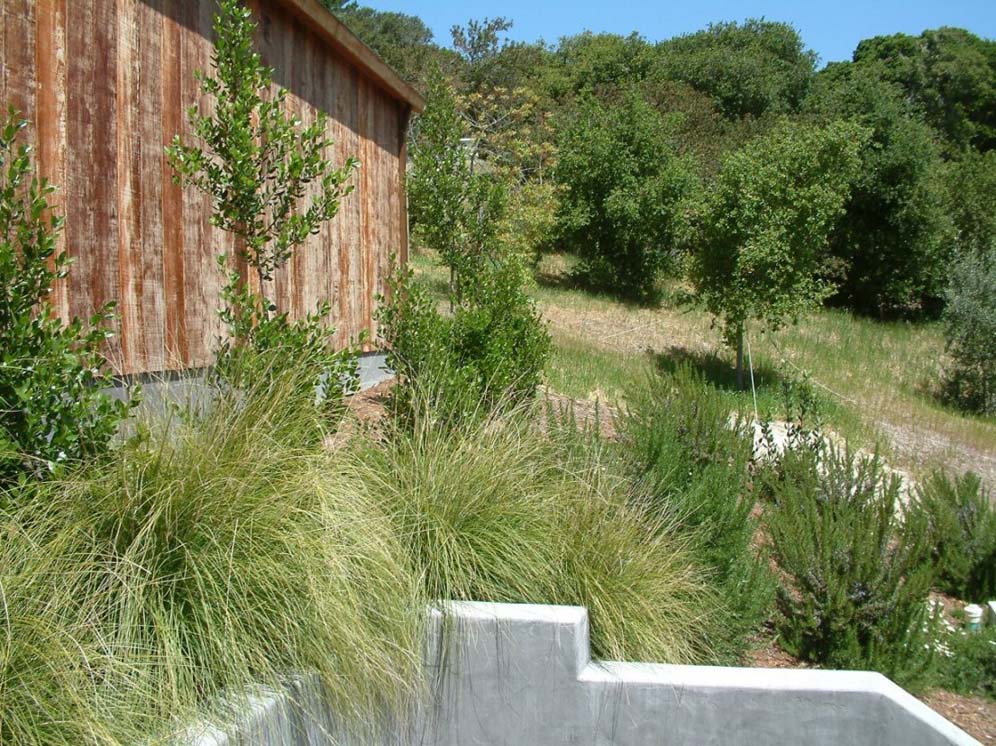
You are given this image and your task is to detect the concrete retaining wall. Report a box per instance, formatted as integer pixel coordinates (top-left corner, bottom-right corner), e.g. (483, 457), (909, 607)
(183, 601), (980, 746)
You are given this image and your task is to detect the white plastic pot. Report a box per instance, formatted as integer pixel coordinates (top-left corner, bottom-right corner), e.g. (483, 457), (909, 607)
(964, 603), (984, 632)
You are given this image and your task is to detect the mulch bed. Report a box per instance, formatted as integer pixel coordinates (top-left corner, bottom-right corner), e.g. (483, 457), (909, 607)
(921, 689), (996, 744)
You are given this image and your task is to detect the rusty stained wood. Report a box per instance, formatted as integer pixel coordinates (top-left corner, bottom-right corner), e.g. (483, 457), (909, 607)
(66, 0), (120, 363)
(136, 0), (167, 372)
(0, 0), (411, 375)
(271, 0), (424, 112)
(116, 0), (141, 368)
(35, 0), (69, 320)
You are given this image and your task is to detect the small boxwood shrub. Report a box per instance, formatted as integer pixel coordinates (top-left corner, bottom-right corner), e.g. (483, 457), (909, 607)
(914, 470), (996, 601)
(764, 445), (937, 689)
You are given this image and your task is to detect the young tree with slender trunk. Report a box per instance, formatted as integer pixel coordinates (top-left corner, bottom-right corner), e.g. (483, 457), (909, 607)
(166, 0), (357, 335)
(166, 0), (360, 411)
(691, 119), (868, 388)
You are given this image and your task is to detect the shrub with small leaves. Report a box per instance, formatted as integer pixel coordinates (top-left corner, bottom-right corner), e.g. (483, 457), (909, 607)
(0, 112), (135, 486)
(408, 70), (511, 295)
(690, 119), (868, 387)
(914, 470), (995, 601)
(554, 90), (700, 302)
(379, 262), (549, 426)
(620, 365), (774, 661)
(935, 625), (996, 701)
(764, 444), (937, 689)
(212, 257), (359, 427)
(941, 250), (996, 414)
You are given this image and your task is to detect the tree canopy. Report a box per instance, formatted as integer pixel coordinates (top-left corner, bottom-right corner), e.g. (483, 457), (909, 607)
(691, 120), (868, 384)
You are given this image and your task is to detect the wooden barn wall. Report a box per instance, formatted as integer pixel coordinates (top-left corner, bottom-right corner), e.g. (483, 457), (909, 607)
(0, 0), (408, 374)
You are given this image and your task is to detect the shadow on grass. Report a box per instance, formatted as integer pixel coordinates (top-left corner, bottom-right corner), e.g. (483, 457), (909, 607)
(651, 346), (788, 396)
(535, 266), (582, 293)
(535, 268), (667, 311)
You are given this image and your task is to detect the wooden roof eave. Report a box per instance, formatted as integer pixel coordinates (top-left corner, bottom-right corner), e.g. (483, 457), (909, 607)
(274, 0), (425, 113)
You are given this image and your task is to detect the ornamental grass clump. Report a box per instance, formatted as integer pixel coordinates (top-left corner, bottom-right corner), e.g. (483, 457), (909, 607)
(2, 365), (423, 744)
(545, 418), (717, 663)
(348, 393), (720, 664)
(0, 513), (114, 745)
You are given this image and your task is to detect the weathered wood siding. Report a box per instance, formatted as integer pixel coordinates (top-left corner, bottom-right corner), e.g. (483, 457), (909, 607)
(1, 0), (409, 374)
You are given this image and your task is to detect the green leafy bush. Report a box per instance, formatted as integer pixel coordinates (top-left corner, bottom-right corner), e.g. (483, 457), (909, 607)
(408, 70), (511, 291)
(167, 0), (357, 404)
(941, 250), (996, 414)
(554, 91), (700, 302)
(655, 19), (816, 120)
(851, 27), (996, 153)
(0, 113), (134, 485)
(764, 445), (937, 689)
(213, 258), (358, 426)
(807, 66), (952, 316)
(620, 366), (774, 661)
(914, 470), (996, 600)
(941, 148), (996, 255)
(379, 263), (549, 425)
(690, 118), (867, 386)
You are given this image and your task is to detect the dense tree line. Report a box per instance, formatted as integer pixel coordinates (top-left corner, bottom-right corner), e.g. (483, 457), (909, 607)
(324, 1), (996, 409)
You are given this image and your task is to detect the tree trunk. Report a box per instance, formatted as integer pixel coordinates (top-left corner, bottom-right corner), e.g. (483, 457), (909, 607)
(256, 265), (270, 322)
(735, 324), (745, 391)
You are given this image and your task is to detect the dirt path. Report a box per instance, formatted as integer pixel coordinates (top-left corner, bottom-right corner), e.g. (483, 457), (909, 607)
(876, 418), (996, 494)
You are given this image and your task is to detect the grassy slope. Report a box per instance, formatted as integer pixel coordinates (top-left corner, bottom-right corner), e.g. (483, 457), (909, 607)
(411, 251), (996, 485)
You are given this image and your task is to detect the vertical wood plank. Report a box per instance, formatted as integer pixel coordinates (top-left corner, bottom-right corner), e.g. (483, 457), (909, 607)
(161, 1), (188, 368)
(66, 0), (119, 366)
(290, 19), (309, 323)
(4, 0), (35, 123)
(116, 0), (141, 371)
(359, 77), (375, 346)
(35, 0), (69, 321)
(318, 42), (343, 341)
(334, 57), (355, 347)
(337, 64), (359, 347)
(180, 0), (217, 368)
(0, 3), (6, 110)
(137, 0), (166, 373)
(268, 4), (296, 319)
(366, 91), (382, 349)
(305, 20), (332, 329)
(398, 103), (410, 270)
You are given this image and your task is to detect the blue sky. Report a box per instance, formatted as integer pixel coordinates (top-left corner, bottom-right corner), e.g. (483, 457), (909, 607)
(360, 0), (996, 66)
